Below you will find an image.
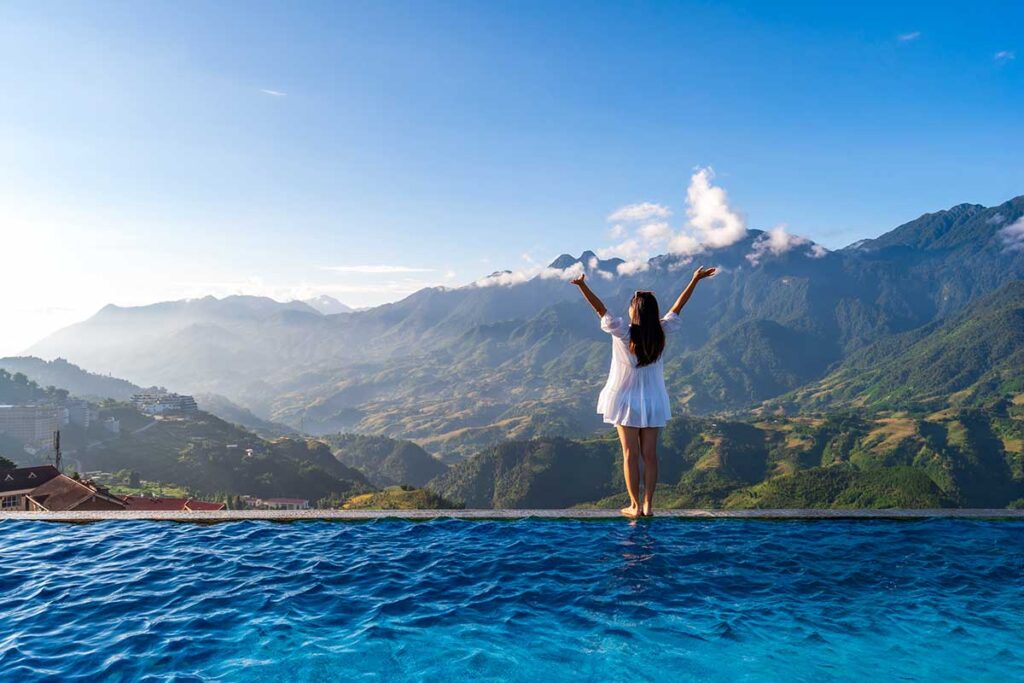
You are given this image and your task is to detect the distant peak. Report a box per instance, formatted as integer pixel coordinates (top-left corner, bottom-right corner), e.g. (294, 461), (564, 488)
(302, 295), (353, 315)
(547, 254), (579, 269)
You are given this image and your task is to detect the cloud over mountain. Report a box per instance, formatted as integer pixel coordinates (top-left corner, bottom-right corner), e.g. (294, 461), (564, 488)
(998, 216), (1024, 251)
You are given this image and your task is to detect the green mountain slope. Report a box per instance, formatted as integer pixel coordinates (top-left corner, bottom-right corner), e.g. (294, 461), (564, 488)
(432, 409), (1024, 509)
(0, 357), (141, 401)
(74, 408), (372, 501)
(0, 367), (69, 404)
(776, 281), (1024, 412)
(340, 485), (462, 510)
(324, 433), (447, 487)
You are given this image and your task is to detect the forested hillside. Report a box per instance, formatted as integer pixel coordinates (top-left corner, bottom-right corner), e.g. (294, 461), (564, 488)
(430, 409), (1024, 510)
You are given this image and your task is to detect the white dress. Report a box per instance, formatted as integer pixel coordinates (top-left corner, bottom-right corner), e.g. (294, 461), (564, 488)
(596, 311), (681, 428)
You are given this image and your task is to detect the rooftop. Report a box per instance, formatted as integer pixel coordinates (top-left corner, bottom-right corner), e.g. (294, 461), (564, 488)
(121, 496), (226, 511)
(25, 475), (126, 511)
(0, 466), (60, 494)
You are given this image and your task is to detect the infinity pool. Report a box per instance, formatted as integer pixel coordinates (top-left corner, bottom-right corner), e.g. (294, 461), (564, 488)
(1, 519), (1022, 681)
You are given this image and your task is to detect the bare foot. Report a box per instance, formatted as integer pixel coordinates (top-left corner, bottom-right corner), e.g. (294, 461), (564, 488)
(641, 502), (653, 517)
(620, 504), (639, 518)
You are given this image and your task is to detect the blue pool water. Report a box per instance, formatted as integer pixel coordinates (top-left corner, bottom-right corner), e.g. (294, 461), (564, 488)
(1, 519), (1022, 682)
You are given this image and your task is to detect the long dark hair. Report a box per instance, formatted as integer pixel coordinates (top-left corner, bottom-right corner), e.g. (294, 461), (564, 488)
(629, 290), (665, 367)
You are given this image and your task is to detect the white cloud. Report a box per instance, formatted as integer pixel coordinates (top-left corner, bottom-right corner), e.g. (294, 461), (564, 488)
(638, 221), (673, 243)
(744, 224), (827, 265)
(667, 256), (695, 271)
(260, 89), (287, 97)
(995, 50), (1016, 62)
(617, 259), (650, 276)
(474, 270), (532, 287)
(540, 263), (585, 281)
(320, 265), (435, 273)
(473, 262), (585, 288)
(898, 31), (921, 42)
(987, 213), (1007, 225)
(667, 232), (703, 256)
(746, 225), (807, 265)
(594, 166), (748, 265)
(686, 167), (747, 248)
(998, 216), (1024, 251)
(596, 238), (646, 261)
(607, 202), (671, 223)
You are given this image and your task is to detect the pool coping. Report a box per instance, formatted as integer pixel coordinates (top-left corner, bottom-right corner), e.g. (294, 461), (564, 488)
(2, 508), (1023, 522)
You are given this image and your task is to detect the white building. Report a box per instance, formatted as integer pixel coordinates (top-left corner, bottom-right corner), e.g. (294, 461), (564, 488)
(131, 392), (198, 415)
(0, 405), (60, 446)
(261, 497), (310, 510)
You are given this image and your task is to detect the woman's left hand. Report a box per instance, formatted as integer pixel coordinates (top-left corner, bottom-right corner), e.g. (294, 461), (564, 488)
(693, 265), (717, 280)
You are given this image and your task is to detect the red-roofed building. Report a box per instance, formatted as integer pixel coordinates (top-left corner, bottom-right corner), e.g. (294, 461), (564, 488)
(120, 496), (226, 511)
(25, 474), (127, 512)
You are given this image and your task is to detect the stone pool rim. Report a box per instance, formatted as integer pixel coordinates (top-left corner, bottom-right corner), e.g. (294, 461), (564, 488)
(2, 508), (1024, 523)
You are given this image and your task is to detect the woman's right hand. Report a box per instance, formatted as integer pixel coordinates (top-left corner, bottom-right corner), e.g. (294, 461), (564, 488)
(570, 273), (586, 286)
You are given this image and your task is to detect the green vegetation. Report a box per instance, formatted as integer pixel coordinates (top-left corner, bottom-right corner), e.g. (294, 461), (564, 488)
(0, 368), (69, 404)
(776, 282), (1024, 413)
(430, 409), (1024, 510)
(337, 485), (462, 510)
(77, 407), (372, 503)
(428, 437), (621, 508)
(0, 357), (139, 401)
(725, 466), (951, 509)
(324, 433), (447, 487)
(97, 470), (191, 498)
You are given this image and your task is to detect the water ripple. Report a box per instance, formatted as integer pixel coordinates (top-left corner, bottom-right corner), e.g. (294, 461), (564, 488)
(0, 519), (1022, 681)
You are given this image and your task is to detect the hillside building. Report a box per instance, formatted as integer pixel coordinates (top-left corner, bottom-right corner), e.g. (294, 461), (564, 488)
(65, 401), (99, 428)
(0, 405), (60, 446)
(260, 497), (310, 510)
(130, 391), (198, 415)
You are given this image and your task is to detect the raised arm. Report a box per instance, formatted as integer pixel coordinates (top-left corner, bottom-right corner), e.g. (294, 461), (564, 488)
(669, 265), (716, 315)
(569, 273), (607, 317)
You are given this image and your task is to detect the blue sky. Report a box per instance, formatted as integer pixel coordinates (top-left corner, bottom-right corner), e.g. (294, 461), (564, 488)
(1, 0), (1021, 353)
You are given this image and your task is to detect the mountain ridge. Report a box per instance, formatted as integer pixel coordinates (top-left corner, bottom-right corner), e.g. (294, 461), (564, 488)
(23, 194), (1024, 458)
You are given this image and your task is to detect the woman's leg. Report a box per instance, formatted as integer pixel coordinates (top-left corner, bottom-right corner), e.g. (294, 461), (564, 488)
(639, 427), (660, 516)
(616, 425), (641, 517)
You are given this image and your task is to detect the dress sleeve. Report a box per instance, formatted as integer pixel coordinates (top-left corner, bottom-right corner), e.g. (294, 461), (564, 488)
(661, 311), (682, 335)
(600, 313), (630, 340)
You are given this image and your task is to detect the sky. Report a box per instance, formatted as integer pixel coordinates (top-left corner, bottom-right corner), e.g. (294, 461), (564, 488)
(1, 0), (1022, 355)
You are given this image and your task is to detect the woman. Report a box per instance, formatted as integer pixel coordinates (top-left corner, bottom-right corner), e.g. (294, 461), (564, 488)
(571, 265), (716, 518)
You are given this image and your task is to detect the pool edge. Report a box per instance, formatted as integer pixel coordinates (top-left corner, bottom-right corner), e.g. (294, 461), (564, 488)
(2, 508), (1024, 523)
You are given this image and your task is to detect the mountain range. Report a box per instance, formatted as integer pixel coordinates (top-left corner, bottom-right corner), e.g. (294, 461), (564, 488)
(21, 195), (1024, 461)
